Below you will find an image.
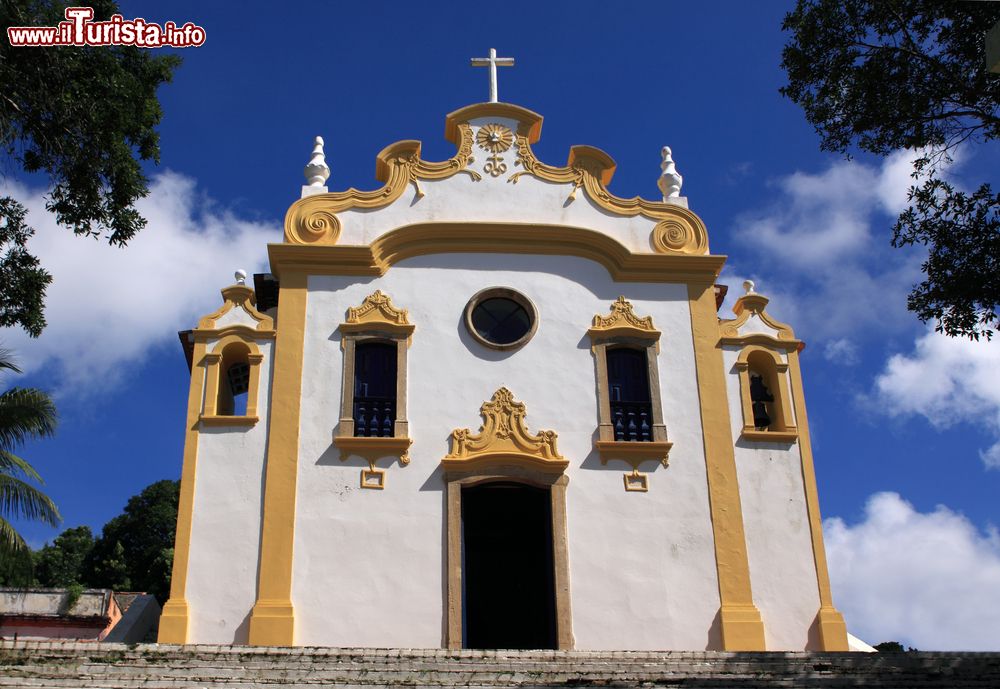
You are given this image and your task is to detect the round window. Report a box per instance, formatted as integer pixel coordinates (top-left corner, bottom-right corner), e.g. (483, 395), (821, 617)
(464, 288), (538, 351)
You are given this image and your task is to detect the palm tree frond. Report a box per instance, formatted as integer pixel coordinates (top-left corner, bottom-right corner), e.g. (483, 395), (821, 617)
(0, 387), (58, 451)
(0, 515), (29, 554)
(0, 475), (61, 526)
(0, 450), (44, 482)
(0, 350), (22, 376)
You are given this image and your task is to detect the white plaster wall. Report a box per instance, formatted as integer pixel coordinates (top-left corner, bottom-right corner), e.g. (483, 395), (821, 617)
(186, 340), (273, 644)
(735, 312), (779, 337)
(723, 346), (821, 650)
(291, 253), (720, 649)
(332, 117), (693, 255)
(212, 302), (262, 329)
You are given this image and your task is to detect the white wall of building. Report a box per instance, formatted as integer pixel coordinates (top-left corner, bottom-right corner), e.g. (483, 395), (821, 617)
(291, 253), (721, 649)
(722, 345), (822, 650)
(185, 330), (274, 644)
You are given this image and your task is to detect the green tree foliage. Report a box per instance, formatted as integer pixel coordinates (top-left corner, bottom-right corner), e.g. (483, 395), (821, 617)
(874, 640), (919, 652)
(0, 0), (180, 337)
(781, 0), (1000, 339)
(0, 350), (59, 580)
(33, 525), (93, 587)
(84, 480), (179, 601)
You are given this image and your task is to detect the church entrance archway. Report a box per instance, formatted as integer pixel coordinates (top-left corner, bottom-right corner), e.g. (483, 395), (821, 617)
(444, 469), (573, 650)
(461, 481), (556, 649)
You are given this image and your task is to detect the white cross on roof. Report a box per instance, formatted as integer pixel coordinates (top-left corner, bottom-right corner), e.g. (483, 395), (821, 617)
(470, 48), (515, 103)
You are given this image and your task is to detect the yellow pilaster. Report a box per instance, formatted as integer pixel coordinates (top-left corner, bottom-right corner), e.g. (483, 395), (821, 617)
(248, 271), (309, 646)
(787, 349), (849, 651)
(687, 282), (766, 651)
(158, 340), (207, 644)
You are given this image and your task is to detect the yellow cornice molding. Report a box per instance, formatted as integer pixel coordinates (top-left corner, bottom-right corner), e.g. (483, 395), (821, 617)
(719, 291), (799, 347)
(192, 325), (277, 342)
(442, 388), (568, 474)
(588, 296), (661, 342)
(282, 104), (710, 255)
(268, 223), (727, 283)
(196, 283), (274, 334)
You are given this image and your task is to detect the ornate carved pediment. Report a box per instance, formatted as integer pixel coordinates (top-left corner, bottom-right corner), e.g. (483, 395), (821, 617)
(588, 296), (660, 342)
(339, 290), (415, 339)
(195, 284), (274, 340)
(719, 287), (801, 350)
(442, 388), (567, 473)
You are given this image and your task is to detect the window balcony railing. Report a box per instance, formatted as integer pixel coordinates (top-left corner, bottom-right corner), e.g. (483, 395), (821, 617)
(353, 399), (395, 437)
(611, 401), (654, 442)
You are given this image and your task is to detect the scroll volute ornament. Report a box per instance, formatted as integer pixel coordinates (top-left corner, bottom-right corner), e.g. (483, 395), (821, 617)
(443, 388), (568, 473)
(283, 125), (480, 245)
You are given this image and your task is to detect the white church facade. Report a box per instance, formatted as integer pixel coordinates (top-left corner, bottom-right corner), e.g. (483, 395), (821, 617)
(157, 89), (850, 651)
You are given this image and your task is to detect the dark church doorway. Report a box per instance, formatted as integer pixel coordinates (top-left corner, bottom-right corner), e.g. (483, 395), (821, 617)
(461, 481), (557, 649)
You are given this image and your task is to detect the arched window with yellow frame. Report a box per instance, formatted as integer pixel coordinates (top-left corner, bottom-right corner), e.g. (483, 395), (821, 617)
(200, 335), (264, 426)
(735, 346), (797, 443)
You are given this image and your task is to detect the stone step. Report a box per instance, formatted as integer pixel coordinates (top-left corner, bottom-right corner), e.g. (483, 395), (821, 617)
(1, 641), (999, 688)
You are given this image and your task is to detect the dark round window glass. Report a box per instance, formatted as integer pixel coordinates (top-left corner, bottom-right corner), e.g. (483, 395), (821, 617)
(471, 297), (531, 345)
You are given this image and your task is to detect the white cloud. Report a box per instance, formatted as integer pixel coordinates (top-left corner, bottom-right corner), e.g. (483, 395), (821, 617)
(0, 172), (276, 395)
(873, 328), (1000, 469)
(825, 492), (1000, 650)
(727, 151), (926, 345)
(823, 338), (859, 366)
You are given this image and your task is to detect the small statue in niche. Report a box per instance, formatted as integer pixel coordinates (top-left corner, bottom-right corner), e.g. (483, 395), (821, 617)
(749, 373), (774, 430)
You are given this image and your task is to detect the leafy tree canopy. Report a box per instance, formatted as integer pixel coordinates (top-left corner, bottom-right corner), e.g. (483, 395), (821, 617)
(0, 0), (180, 336)
(83, 479), (178, 601)
(33, 524), (93, 587)
(781, 0), (1000, 339)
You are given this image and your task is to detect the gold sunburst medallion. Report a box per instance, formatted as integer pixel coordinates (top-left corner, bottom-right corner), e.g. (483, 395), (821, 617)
(476, 123), (513, 153)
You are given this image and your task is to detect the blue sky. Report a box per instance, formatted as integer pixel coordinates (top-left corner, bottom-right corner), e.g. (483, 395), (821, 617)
(3, 1), (999, 649)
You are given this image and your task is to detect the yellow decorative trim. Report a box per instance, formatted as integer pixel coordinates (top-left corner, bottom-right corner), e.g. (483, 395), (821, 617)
(334, 436), (412, 490)
(596, 440), (672, 468)
(158, 339), (207, 644)
(339, 289), (415, 342)
(281, 102), (709, 255)
(197, 284), (274, 333)
(442, 388), (568, 473)
(588, 296), (661, 343)
(248, 272), (309, 647)
(504, 137), (708, 254)
(268, 223), (727, 284)
(476, 123), (514, 178)
(361, 468), (385, 490)
(284, 126), (481, 244)
(787, 348), (849, 651)
(719, 291), (799, 347)
(199, 415), (258, 427)
(192, 325), (276, 342)
(687, 282), (765, 651)
(734, 346), (798, 442)
(445, 102), (544, 144)
(346, 289), (410, 325)
(739, 429), (798, 443)
(623, 471), (649, 492)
